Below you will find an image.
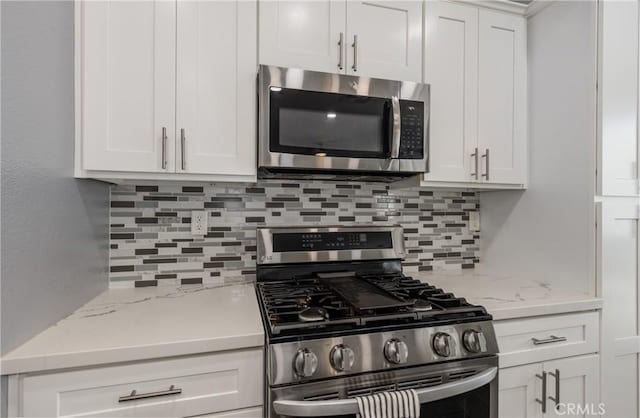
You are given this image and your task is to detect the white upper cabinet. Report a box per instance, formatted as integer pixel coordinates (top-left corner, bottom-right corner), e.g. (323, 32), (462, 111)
(599, 0), (640, 196)
(401, 1), (527, 190)
(345, 1), (423, 81)
(424, 1), (478, 183)
(176, 1), (256, 176)
(259, 0), (423, 81)
(259, 1), (346, 74)
(478, 9), (527, 185)
(76, 0), (257, 182)
(79, 1), (176, 173)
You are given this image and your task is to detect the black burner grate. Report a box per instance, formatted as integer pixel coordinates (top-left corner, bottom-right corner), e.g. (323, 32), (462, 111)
(256, 272), (490, 338)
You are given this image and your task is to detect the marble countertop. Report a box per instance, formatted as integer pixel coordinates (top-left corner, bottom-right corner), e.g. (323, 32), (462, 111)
(1, 283), (264, 375)
(1, 271), (601, 376)
(412, 270), (602, 320)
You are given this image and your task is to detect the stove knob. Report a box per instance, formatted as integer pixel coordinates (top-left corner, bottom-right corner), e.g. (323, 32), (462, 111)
(432, 332), (452, 357)
(330, 344), (355, 371)
(293, 348), (318, 378)
(384, 339), (409, 364)
(462, 330), (486, 353)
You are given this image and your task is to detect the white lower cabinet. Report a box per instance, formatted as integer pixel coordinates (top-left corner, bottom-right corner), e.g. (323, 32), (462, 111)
(8, 349), (263, 417)
(499, 355), (600, 418)
(499, 363), (543, 418)
(496, 313), (601, 418)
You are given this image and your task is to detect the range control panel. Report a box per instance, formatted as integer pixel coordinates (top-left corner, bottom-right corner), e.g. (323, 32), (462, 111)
(273, 231), (393, 252)
(398, 100), (425, 159)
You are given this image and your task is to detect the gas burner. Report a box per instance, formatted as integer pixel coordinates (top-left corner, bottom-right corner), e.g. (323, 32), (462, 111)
(299, 307), (329, 322)
(412, 298), (433, 312)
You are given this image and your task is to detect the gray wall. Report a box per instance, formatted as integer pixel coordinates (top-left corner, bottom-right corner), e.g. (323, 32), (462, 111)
(479, 1), (597, 294)
(1, 1), (109, 355)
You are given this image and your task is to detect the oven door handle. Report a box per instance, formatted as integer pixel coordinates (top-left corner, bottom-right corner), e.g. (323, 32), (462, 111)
(389, 96), (401, 159)
(272, 366), (497, 417)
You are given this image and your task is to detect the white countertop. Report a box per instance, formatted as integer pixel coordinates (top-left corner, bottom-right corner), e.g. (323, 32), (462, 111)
(1, 283), (264, 375)
(1, 271), (602, 376)
(413, 270), (602, 320)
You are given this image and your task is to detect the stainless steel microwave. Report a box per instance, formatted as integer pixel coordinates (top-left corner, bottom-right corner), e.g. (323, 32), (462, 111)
(258, 65), (430, 180)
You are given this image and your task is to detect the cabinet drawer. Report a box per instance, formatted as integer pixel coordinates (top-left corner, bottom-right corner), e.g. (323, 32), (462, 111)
(495, 311), (599, 368)
(17, 349), (263, 417)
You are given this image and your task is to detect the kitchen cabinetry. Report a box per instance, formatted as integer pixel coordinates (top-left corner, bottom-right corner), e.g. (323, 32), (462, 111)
(7, 349), (263, 417)
(495, 312), (600, 418)
(400, 1), (527, 190)
(75, 0), (257, 182)
(599, 199), (640, 418)
(598, 0), (640, 196)
(258, 0), (423, 82)
(499, 356), (599, 418)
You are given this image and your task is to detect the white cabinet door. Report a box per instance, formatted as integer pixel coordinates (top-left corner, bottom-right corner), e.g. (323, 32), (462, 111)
(543, 355), (600, 418)
(478, 10), (526, 185)
(599, 1), (640, 196)
(79, 1), (176, 173)
(599, 200), (640, 418)
(176, 0), (257, 176)
(259, 0), (346, 73)
(499, 363), (544, 418)
(423, 1), (478, 182)
(345, 1), (423, 81)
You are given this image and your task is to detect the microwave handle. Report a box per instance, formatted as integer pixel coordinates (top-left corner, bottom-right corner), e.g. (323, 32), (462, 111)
(273, 367), (497, 417)
(389, 96), (401, 159)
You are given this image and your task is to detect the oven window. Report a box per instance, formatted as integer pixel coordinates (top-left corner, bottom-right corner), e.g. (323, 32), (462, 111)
(269, 88), (391, 159)
(420, 384), (490, 418)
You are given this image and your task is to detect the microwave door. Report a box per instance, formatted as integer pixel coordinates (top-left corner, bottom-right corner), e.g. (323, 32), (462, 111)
(268, 88), (393, 161)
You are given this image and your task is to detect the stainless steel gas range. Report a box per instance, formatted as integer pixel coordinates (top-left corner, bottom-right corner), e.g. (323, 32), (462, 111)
(255, 226), (499, 418)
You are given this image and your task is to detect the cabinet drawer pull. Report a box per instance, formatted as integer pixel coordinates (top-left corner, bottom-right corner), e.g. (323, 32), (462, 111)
(338, 32), (344, 70)
(352, 35), (358, 72)
(471, 147), (479, 178)
(118, 385), (182, 402)
(535, 371), (547, 414)
(548, 368), (560, 408)
(161, 127), (167, 170)
(180, 128), (186, 170)
(481, 148), (490, 181)
(531, 335), (567, 345)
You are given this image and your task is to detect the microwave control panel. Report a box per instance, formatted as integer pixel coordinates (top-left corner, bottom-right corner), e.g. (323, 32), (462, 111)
(398, 100), (425, 159)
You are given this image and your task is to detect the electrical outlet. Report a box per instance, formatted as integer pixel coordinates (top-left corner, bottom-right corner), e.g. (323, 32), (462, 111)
(191, 210), (208, 236)
(469, 211), (480, 232)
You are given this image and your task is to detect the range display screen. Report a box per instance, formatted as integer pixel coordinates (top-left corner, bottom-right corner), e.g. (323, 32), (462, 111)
(272, 231), (393, 252)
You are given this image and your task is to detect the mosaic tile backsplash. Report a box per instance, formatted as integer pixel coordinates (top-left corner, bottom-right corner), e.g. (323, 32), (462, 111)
(109, 181), (480, 288)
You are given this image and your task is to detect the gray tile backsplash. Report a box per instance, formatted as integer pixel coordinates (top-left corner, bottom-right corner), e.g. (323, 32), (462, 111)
(109, 181), (480, 287)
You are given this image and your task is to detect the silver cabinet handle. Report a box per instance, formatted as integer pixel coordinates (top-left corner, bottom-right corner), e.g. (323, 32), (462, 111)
(351, 35), (358, 72)
(481, 148), (490, 180)
(471, 147), (479, 179)
(548, 368), (560, 409)
(273, 367), (497, 417)
(535, 371), (547, 414)
(118, 385), (182, 402)
(389, 96), (401, 159)
(531, 335), (567, 345)
(180, 128), (186, 170)
(338, 32), (344, 70)
(161, 127), (167, 170)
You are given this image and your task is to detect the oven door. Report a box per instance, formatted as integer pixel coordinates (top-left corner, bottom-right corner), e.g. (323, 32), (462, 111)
(269, 356), (498, 418)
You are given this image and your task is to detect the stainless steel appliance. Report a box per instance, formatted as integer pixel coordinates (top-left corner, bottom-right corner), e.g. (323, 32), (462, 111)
(256, 226), (499, 418)
(258, 66), (430, 181)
